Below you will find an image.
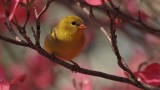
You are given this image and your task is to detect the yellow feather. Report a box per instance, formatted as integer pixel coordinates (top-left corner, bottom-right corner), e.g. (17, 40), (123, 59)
(44, 16), (86, 61)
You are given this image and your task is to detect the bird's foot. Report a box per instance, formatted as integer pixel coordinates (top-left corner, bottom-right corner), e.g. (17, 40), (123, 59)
(70, 60), (80, 72)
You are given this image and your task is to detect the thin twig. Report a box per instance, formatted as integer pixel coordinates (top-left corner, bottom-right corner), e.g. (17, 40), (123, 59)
(76, 2), (111, 43)
(4, 10), (21, 42)
(2, 0), (21, 41)
(34, 0), (55, 46)
(23, 9), (30, 29)
(100, 27), (111, 42)
(107, 0), (160, 33)
(31, 27), (37, 43)
(11, 20), (33, 44)
(36, 0), (55, 19)
(0, 35), (31, 48)
(101, 2), (149, 89)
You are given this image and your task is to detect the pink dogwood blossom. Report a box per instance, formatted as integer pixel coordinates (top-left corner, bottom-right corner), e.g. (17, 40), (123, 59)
(85, 0), (108, 6)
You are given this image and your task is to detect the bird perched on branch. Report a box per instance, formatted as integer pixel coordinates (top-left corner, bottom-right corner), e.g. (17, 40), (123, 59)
(44, 16), (86, 61)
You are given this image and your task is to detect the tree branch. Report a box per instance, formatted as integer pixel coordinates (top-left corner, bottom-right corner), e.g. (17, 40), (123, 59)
(0, 35), (151, 89)
(0, 0), (160, 90)
(0, 35), (32, 48)
(34, 0), (55, 46)
(107, 0), (160, 33)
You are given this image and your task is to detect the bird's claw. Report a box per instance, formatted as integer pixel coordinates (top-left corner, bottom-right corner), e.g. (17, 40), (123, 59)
(51, 53), (56, 61)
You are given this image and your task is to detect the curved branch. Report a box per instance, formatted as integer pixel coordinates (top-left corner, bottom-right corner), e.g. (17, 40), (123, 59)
(0, 0), (160, 90)
(28, 47), (145, 89)
(0, 36), (158, 90)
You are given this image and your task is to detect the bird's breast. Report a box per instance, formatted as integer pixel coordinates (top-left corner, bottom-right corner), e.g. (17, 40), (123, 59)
(54, 32), (85, 60)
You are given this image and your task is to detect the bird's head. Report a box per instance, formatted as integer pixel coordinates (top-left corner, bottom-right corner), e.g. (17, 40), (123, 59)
(57, 16), (86, 34)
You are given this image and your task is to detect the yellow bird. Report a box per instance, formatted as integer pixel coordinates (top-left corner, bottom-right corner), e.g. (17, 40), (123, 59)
(44, 16), (86, 61)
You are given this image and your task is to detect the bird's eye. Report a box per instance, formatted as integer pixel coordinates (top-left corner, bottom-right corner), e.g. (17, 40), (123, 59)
(71, 21), (76, 25)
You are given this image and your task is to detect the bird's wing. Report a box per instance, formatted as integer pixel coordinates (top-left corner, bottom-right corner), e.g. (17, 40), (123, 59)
(50, 27), (58, 41)
(44, 27), (59, 54)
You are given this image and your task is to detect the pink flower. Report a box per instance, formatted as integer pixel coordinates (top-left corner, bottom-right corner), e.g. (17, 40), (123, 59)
(135, 63), (160, 87)
(13, 0), (45, 22)
(125, 0), (138, 16)
(0, 64), (10, 90)
(72, 73), (92, 90)
(0, 0), (45, 31)
(145, 34), (160, 46)
(25, 50), (55, 89)
(10, 74), (26, 85)
(6, 50), (55, 90)
(0, 0), (21, 20)
(72, 62), (92, 90)
(8, 0), (21, 21)
(109, 48), (149, 90)
(85, 0), (108, 6)
(0, 81), (10, 90)
(124, 0), (148, 20)
(0, 0), (21, 30)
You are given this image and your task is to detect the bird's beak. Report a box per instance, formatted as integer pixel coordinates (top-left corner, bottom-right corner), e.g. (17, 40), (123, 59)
(78, 23), (86, 30)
